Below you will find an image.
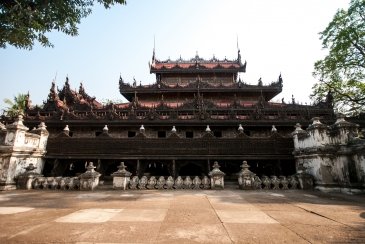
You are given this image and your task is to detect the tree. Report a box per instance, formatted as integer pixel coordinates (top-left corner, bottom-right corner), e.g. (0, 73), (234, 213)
(3, 93), (29, 117)
(312, 0), (365, 115)
(0, 0), (126, 50)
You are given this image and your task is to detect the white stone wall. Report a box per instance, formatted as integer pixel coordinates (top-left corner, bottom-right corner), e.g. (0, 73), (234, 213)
(353, 154), (365, 185)
(293, 115), (365, 192)
(0, 116), (48, 190)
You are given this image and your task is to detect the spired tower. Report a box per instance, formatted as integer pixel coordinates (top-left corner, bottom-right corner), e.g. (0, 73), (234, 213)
(21, 49), (336, 182)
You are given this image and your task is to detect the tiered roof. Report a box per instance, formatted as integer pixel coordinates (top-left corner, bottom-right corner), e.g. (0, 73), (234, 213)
(19, 50), (336, 126)
(120, 50), (282, 102)
(150, 50), (246, 74)
(39, 77), (102, 113)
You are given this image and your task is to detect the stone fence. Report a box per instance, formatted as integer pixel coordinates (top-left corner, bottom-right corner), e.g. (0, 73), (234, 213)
(17, 161), (303, 191)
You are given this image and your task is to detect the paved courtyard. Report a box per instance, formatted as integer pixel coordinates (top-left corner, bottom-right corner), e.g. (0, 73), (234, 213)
(0, 189), (365, 243)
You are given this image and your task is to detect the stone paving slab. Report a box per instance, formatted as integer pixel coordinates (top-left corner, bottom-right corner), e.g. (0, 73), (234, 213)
(56, 208), (123, 223)
(224, 223), (308, 244)
(156, 222), (232, 243)
(0, 207), (34, 214)
(0, 189), (364, 243)
(282, 223), (365, 243)
(111, 209), (167, 222)
(266, 210), (341, 226)
(216, 210), (278, 224)
(164, 208), (220, 224)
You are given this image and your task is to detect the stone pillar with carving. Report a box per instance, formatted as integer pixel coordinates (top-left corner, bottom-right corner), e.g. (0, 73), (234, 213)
(0, 115), (48, 190)
(292, 119), (329, 189)
(111, 162), (132, 190)
(292, 114), (365, 192)
(208, 161), (225, 189)
(237, 161), (256, 190)
(79, 162), (101, 191)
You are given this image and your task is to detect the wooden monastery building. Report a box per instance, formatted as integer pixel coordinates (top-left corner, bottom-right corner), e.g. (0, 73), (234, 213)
(21, 50), (347, 182)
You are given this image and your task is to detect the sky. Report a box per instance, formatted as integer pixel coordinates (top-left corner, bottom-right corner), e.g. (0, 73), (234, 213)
(0, 0), (350, 112)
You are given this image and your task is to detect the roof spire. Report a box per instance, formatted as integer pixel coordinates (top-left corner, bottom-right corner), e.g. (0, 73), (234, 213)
(152, 35), (156, 62)
(236, 35), (240, 51)
(237, 36), (242, 63)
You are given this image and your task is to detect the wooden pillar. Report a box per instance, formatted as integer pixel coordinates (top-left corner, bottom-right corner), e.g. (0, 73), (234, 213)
(136, 159), (141, 177)
(207, 159), (211, 174)
(172, 159), (176, 178)
(277, 159), (282, 175)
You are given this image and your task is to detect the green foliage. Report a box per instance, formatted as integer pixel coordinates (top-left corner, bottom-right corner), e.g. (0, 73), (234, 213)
(0, 0), (126, 50)
(312, 0), (365, 115)
(3, 93), (28, 117)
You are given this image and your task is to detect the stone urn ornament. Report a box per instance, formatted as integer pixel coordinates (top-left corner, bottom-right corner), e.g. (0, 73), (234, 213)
(192, 176), (202, 189)
(262, 175), (271, 190)
(165, 176), (175, 189)
(138, 176), (148, 189)
(279, 176), (289, 190)
(129, 176), (139, 190)
(201, 176), (211, 189)
(156, 176), (166, 189)
(147, 176), (157, 189)
(174, 176), (183, 189)
(271, 175), (280, 190)
(183, 176), (193, 189)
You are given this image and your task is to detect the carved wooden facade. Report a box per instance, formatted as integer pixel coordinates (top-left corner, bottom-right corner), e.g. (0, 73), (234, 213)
(10, 50), (349, 180)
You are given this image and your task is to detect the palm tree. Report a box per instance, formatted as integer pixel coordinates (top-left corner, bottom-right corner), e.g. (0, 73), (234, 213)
(3, 93), (28, 118)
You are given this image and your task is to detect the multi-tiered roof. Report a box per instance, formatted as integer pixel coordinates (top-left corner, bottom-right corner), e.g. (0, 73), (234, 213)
(22, 50), (335, 126)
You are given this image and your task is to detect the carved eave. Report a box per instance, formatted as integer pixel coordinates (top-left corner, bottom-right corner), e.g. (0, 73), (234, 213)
(236, 131), (250, 139)
(201, 132), (215, 139)
(56, 131), (71, 138)
(150, 64), (246, 74)
(168, 132), (181, 139)
(135, 132), (146, 139)
(120, 80), (282, 102)
(270, 131), (284, 139)
(150, 53), (246, 74)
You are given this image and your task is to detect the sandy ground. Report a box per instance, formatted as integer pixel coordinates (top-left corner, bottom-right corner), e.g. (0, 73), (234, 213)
(0, 189), (365, 243)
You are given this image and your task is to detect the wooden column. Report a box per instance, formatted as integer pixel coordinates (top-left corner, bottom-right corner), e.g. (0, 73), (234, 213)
(172, 159), (176, 178)
(277, 159), (282, 175)
(207, 159), (211, 174)
(136, 159), (141, 177)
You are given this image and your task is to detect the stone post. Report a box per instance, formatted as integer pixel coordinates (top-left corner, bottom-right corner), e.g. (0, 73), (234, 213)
(208, 161), (225, 189)
(111, 162), (132, 190)
(237, 161), (256, 190)
(295, 170), (314, 190)
(79, 162), (101, 191)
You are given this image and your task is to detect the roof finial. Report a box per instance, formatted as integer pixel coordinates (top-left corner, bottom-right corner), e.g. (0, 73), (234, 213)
(237, 35), (241, 63)
(278, 73), (283, 86)
(237, 35), (240, 52)
(53, 71), (57, 83)
(152, 35), (156, 62)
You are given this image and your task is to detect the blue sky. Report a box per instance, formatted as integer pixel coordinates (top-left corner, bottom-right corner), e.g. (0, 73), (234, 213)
(0, 0), (350, 112)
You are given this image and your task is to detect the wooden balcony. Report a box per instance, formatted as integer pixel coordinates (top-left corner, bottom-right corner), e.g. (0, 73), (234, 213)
(46, 136), (294, 160)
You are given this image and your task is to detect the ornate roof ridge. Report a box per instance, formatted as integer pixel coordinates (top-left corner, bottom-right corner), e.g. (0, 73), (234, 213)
(40, 77), (102, 112)
(119, 75), (283, 91)
(154, 53), (240, 64)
